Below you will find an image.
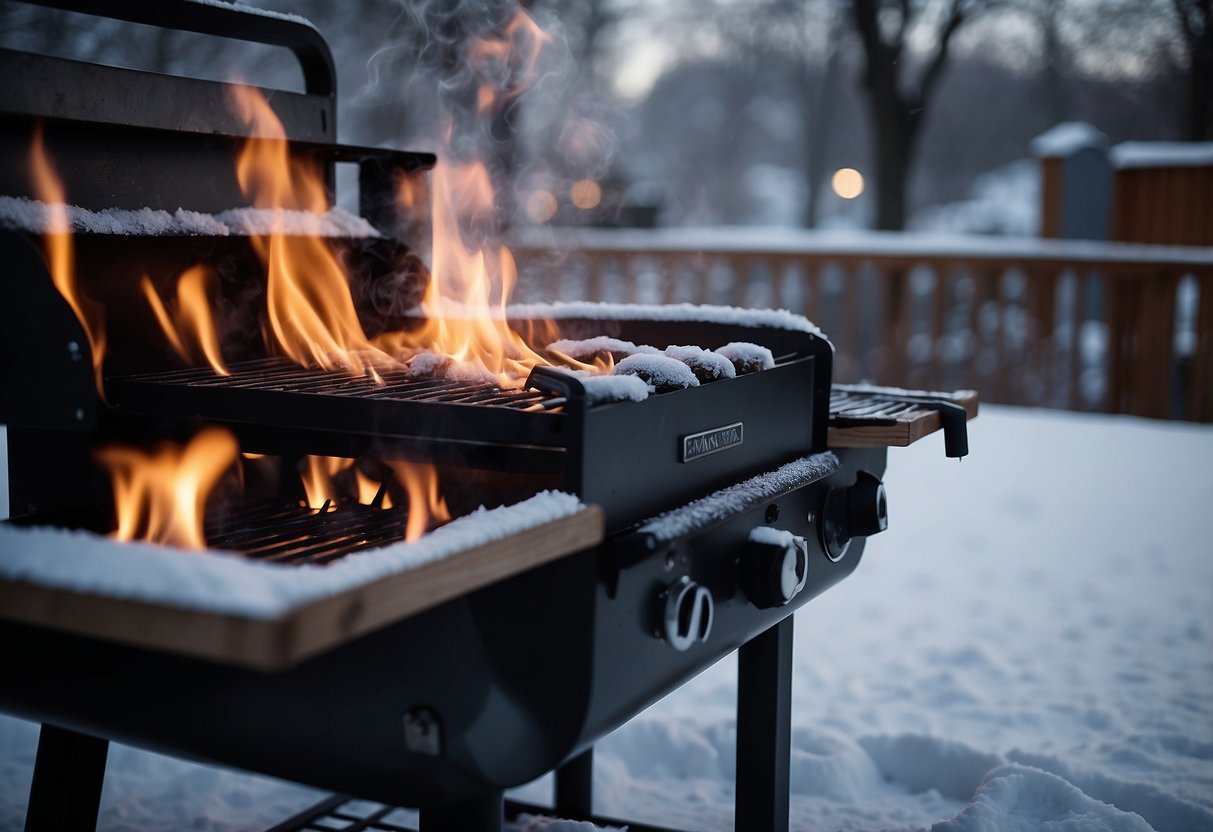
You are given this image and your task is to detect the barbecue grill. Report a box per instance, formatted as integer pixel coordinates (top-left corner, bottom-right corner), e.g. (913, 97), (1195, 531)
(0, 3), (977, 831)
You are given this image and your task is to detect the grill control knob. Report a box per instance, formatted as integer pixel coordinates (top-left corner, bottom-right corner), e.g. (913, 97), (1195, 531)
(739, 528), (809, 608)
(659, 576), (714, 651)
(821, 471), (888, 562)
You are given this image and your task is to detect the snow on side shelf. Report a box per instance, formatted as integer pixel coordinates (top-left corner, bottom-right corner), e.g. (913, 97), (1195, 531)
(639, 453), (839, 542)
(0, 491), (583, 619)
(509, 300), (824, 338)
(0, 196), (380, 238)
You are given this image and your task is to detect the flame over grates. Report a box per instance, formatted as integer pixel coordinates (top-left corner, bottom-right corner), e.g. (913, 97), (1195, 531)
(115, 358), (557, 410)
(204, 497), (411, 566)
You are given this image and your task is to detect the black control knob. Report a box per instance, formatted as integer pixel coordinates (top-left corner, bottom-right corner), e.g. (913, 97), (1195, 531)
(659, 576), (714, 651)
(821, 471), (888, 562)
(738, 528), (809, 609)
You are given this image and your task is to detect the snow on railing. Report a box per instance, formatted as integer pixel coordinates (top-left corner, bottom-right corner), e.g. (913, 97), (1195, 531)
(510, 228), (1213, 422)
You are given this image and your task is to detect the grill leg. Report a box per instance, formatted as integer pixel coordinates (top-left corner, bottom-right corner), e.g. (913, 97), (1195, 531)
(24, 724), (109, 832)
(736, 615), (793, 832)
(418, 793), (503, 832)
(554, 747), (594, 818)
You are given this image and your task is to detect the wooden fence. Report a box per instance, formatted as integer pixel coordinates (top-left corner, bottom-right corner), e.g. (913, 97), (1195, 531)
(511, 229), (1213, 422)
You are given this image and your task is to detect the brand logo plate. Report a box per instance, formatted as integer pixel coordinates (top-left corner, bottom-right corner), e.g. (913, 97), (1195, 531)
(681, 422), (744, 462)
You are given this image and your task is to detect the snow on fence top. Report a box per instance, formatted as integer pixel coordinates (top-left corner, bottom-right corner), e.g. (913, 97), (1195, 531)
(508, 300), (825, 337)
(0, 196), (379, 238)
(1029, 122), (1109, 158)
(1110, 141), (1213, 170)
(511, 227), (1213, 269)
(0, 491), (584, 619)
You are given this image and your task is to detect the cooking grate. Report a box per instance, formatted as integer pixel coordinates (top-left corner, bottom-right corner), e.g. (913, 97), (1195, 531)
(116, 358), (556, 409)
(205, 498), (412, 566)
(106, 358), (569, 449)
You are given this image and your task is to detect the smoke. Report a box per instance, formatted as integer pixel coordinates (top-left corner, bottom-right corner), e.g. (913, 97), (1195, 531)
(349, 0), (621, 232)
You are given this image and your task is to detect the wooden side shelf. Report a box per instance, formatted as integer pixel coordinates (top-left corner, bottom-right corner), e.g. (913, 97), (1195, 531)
(828, 386), (978, 449)
(0, 507), (604, 671)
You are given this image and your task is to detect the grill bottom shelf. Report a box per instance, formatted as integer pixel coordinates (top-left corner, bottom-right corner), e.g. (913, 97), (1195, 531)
(263, 793), (688, 832)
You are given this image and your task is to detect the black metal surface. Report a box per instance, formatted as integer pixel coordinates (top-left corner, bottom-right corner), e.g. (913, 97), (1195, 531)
(23, 725), (109, 832)
(736, 617), (794, 832)
(553, 748), (594, 819)
(19, 0), (337, 97)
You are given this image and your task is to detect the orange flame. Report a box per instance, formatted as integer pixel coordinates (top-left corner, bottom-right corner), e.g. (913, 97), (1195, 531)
(228, 85), (389, 375)
(95, 428), (239, 550)
(29, 125), (107, 394)
(386, 460), (450, 542)
(372, 10), (611, 387)
(300, 455), (354, 510)
(141, 266), (229, 375)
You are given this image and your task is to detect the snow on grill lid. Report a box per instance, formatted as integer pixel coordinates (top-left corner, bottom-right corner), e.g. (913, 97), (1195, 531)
(0, 196), (380, 238)
(638, 453), (839, 542)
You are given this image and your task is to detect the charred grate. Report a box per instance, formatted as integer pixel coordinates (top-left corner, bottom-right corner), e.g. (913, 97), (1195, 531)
(205, 498), (413, 566)
(114, 358), (556, 410)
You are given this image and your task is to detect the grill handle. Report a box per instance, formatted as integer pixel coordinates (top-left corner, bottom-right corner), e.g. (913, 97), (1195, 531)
(21, 0), (337, 99)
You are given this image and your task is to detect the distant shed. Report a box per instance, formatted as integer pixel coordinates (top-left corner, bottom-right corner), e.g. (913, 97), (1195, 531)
(1109, 143), (1213, 246)
(1031, 122), (1111, 241)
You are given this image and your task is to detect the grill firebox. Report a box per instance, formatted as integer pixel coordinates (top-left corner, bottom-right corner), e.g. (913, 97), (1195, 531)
(0, 3), (974, 832)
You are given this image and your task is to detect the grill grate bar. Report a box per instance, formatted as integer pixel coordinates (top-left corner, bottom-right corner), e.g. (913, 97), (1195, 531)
(204, 498), (415, 565)
(112, 358), (556, 411)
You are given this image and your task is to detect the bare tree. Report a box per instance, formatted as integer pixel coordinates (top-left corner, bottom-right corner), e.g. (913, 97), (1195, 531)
(850, 0), (993, 230)
(1172, 0), (1212, 139)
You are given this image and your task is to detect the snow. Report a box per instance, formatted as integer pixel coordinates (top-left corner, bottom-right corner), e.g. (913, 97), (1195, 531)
(0, 196), (379, 238)
(637, 453), (839, 542)
(2, 406), (1213, 832)
(910, 160), (1039, 237)
(0, 491), (584, 619)
(613, 353), (700, 392)
(1110, 142), (1213, 170)
(716, 341), (775, 372)
(1030, 122), (1110, 158)
(579, 373), (651, 404)
(663, 345), (736, 382)
(546, 336), (660, 360)
(511, 228), (1213, 268)
(508, 300), (826, 338)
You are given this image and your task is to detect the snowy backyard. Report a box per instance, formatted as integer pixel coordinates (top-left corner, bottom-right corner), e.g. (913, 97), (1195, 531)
(1, 404), (1210, 832)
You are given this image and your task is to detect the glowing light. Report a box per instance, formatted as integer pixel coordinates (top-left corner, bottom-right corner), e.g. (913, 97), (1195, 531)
(570, 179), (602, 210)
(831, 168), (865, 200)
(526, 190), (558, 223)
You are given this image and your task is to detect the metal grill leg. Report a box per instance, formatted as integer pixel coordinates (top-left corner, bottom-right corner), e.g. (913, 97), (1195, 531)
(554, 747), (593, 818)
(736, 616), (793, 832)
(24, 724), (109, 832)
(418, 792), (503, 832)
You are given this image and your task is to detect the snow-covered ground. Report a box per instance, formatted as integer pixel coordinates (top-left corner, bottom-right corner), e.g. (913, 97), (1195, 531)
(1, 406), (1212, 831)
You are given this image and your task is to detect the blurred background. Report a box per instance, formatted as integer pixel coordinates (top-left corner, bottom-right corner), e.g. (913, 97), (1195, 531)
(2, 0), (1210, 421)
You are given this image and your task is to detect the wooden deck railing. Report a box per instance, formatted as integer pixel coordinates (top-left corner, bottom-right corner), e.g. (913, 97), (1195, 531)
(510, 228), (1213, 422)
